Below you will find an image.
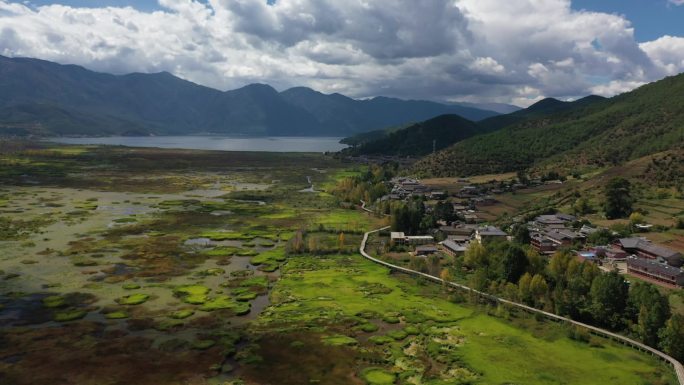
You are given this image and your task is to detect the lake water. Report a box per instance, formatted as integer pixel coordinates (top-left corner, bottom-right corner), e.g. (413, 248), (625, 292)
(47, 136), (348, 153)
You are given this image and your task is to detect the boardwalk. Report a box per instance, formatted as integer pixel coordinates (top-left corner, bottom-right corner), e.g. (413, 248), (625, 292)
(359, 226), (684, 385)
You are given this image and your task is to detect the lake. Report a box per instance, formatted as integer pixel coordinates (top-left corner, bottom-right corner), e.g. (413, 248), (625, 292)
(47, 136), (348, 153)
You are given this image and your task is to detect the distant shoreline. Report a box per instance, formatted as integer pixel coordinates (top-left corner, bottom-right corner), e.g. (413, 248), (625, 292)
(44, 135), (349, 153)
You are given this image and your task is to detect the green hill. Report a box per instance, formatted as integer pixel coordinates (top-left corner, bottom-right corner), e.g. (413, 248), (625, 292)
(413, 73), (684, 177)
(340, 114), (481, 157)
(477, 95), (606, 133)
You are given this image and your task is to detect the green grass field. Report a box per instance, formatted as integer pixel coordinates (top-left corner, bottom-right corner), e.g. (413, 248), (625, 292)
(249, 253), (676, 385)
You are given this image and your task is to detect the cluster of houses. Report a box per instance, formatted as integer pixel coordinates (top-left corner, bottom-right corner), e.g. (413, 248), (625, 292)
(525, 213), (684, 287)
(579, 237), (684, 287)
(381, 177), (684, 289)
(383, 178), (501, 224)
(528, 214), (589, 254)
(391, 223), (509, 259)
(618, 238), (683, 287)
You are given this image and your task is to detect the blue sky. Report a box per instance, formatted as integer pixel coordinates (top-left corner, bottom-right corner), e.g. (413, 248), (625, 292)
(572, 0), (684, 41)
(22, 0), (162, 11)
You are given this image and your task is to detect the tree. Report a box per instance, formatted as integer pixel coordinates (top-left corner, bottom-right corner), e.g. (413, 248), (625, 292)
(434, 201), (454, 222)
(390, 203), (410, 232)
(500, 244), (528, 283)
(512, 224), (531, 245)
(427, 255), (441, 276)
(572, 197), (593, 215)
(587, 228), (614, 246)
(525, 247), (545, 276)
(419, 214), (437, 233)
(469, 268), (488, 292)
(464, 242), (487, 268)
(603, 177), (634, 219)
(589, 271), (628, 329)
(529, 274), (549, 307)
(660, 314), (684, 362)
(629, 212), (645, 225)
(547, 251), (573, 286)
(440, 268), (453, 288)
(627, 282), (670, 346)
(518, 273), (533, 305)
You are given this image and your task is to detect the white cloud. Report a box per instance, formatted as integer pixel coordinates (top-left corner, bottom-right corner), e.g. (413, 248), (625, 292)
(0, 0), (682, 104)
(640, 35), (684, 76)
(669, 0), (684, 6)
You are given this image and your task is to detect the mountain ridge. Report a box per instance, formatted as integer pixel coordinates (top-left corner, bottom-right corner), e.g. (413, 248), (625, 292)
(412, 73), (684, 177)
(0, 55), (500, 137)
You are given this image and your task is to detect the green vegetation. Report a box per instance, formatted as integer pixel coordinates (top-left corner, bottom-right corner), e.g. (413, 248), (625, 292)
(174, 285), (211, 305)
(360, 368), (395, 385)
(0, 142), (677, 385)
(54, 309), (87, 322)
(42, 295), (66, 308)
(341, 114), (483, 157)
(104, 311), (129, 319)
(249, 252), (674, 385)
(414, 73), (684, 177)
(116, 293), (150, 305)
(604, 177), (634, 219)
(169, 309), (195, 319)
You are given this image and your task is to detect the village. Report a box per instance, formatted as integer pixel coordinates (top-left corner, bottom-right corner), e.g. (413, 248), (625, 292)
(379, 176), (684, 289)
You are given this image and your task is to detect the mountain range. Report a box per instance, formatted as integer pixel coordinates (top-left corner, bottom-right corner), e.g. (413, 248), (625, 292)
(0, 56), (501, 137)
(411, 73), (684, 177)
(340, 95), (607, 158)
(341, 71), (684, 179)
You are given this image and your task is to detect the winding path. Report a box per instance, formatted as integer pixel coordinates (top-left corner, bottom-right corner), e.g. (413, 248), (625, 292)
(359, 226), (684, 384)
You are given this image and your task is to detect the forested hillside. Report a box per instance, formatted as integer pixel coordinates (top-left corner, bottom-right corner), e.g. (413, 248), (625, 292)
(341, 114), (481, 157)
(413, 74), (684, 177)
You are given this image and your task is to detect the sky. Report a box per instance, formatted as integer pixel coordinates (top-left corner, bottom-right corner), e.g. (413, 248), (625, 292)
(2, 0), (684, 107)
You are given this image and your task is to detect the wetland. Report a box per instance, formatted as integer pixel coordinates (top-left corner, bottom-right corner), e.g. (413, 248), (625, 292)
(0, 142), (677, 385)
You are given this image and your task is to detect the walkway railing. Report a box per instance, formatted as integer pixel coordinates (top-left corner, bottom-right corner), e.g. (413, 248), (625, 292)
(359, 226), (684, 385)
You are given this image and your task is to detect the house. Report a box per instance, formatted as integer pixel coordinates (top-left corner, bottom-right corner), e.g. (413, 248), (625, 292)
(472, 196), (497, 206)
(441, 239), (468, 257)
(457, 186), (480, 198)
(530, 232), (558, 254)
(529, 228), (585, 254)
(452, 204), (468, 212)
(440, 224), (476, 236)
(532, 214), (576, 229)
(390, 232), (406, 245)
(579, 225), (599, 236)
(430, 191), (447, 200)
(406, 235), (435, 245)
(462, 213), (479, 223)
(614, 238), (683, 267)
(544, 229), (585, 246)
(447, 235), (472, 244)
(475, 226), (508, 243)
(627, 256), (684, 287)
(415, 245), (439, 256)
